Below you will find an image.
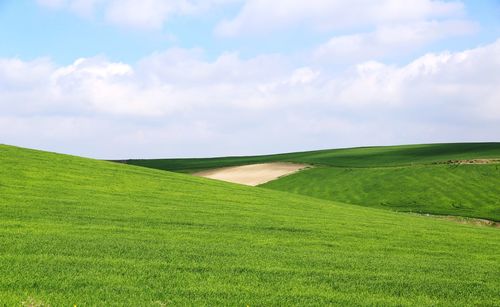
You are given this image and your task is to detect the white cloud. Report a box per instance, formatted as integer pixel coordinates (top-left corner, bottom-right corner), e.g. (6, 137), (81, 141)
(1, 40), (499, 158)
(105, 0), (184, 29)
(314, 20), (478, 63)
(36, 0), (469, 35)
(215, 0), (465, 36)
(288, 67), (320, 85)
(0, 58), (53, 88)
(331, 41), (500, 122)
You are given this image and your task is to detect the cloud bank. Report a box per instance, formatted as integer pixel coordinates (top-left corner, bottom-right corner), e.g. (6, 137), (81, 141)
(215, 0), (465, 36)
(1, 39), (499, 158)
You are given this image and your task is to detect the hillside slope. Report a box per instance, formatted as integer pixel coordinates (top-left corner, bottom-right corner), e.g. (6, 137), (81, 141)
(124, 143), (500, 172)
(263, 164), (500, 221)
(1, 144), (499, 305)
(124, 143), (500, 221)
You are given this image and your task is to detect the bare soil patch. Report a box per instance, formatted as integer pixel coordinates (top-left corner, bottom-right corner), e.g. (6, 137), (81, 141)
(193, 162), (310, 186)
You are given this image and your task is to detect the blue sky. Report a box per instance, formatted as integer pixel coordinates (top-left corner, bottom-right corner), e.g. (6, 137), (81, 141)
(0, 0), (499, 158)
(2, 0), (499, 64)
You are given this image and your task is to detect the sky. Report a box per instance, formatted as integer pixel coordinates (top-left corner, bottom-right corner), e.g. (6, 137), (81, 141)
(0, 0), (499, 159)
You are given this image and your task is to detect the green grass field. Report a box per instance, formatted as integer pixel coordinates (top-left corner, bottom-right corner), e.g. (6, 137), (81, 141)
(125, 143), (500, 172)
(1, 144), (500, 305)
(125, 143), (500, 221)
(262, 164), (500, 221)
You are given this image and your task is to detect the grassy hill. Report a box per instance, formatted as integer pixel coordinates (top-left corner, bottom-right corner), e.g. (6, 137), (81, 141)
(124, 143), (500, 172)
(0, 144), (499, 305)
(263, 164), (500, 221)
(125, 143), (500, 221)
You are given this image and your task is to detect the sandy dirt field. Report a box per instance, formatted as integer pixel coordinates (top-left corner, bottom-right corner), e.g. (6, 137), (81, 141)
(193, 162), (309, 186)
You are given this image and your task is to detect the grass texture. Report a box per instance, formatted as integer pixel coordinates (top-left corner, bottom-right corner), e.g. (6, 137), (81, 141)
(0, 144), (499, 305)
(262, 164), (500, 221)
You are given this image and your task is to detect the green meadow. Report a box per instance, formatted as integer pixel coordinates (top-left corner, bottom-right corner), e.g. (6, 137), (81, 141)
(1, 144), (499, 305)
(126, 143), (500, 221)
(263, 164), (500, 221)
(126, 143), (500, 172)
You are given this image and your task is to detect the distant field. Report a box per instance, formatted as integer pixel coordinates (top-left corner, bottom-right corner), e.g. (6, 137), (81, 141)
(125, 143), (500, 220)
(262, 164), (500, 221)
(125, 143), (500, 172)
(1, 144), (499, 305)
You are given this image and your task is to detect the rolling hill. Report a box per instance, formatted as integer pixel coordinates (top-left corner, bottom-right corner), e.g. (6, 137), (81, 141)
(262, 164), (500, 221)
(124, 143), (500, 221)
(0, 144), (499, 305)
(124, 143), (500, 172)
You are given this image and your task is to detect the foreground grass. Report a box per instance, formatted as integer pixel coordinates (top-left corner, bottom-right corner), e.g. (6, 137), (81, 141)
(262, 164), (500, 221)
(125, 143), (500, 172)
(1, 144), (499, 305)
